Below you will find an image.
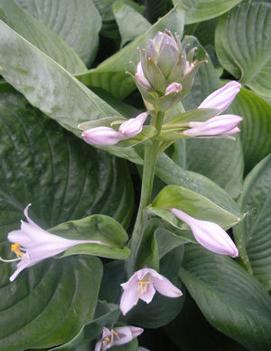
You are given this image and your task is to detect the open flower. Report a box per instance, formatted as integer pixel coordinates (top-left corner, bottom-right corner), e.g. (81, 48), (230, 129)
(95, 326), (143, 351)
(120, 268), (182, 315)
(82, 112), (148, 146)
(2, 204), (102, 281)
(184, 81), (242, 137)
(171, 208), (239, 257)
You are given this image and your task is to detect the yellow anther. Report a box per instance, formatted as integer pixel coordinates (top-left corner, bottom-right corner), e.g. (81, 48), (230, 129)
(103, 336), (111, 345)
(138, 278), (150, 294)
(11, 243), (24, 257)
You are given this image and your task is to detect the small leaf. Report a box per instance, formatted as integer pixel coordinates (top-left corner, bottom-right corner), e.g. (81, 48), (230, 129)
(53, 214), (130, 260)
(150, 184), (242, 229)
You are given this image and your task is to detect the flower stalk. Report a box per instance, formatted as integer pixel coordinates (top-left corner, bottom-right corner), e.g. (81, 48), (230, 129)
(128, 111), (164, 274)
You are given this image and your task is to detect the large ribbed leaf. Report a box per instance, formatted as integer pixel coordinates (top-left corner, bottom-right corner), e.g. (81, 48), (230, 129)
(234, 156), (271, 290)
(173, 0), (241, 24)
(216, 2), (271, 98)
(76, 7), (185, 99)
(0, 91), (133, 233)
(0, 0), (86, 73)
(0, 256), (102, 351)
(0, 20), (117, 135)
(179, 59), (244, 198)
(231, 87), (271, 173)
(15, 0), (102, 65)
(180, 245), (271, 351)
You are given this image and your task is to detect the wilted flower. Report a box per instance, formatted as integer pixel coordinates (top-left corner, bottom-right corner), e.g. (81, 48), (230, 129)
(1, 205), (102, 281)
(82, 112), (148, 146)
(171, 208), (239, 257)
(184, 81), (242, 137)
(95, 326), (143, 351)
(120, 267), (182, 315)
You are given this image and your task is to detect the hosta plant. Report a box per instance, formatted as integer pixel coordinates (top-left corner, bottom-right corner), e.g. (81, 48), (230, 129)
(0, 1), (271, 351)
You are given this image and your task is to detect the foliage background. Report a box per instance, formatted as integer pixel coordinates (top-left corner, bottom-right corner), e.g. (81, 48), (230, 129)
(0, 0), (271, 350)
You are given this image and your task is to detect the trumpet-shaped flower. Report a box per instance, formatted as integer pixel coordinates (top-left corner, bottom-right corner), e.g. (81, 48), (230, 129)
(198, 81), (241, 113)
(95, 326), (143, 351)
(3, 205), (102, 281)
(171, 208), (239, 257)
(82, 112), (148, 146)
(120, 267), (182, 315)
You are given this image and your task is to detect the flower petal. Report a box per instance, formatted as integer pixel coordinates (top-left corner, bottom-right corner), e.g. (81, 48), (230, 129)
(140, 283), (156, 304)
(152, 275), (182, 298)
(120, 283), (140, 315)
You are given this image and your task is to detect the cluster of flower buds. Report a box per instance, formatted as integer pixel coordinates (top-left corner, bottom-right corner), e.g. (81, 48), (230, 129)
(81, 112), (148, 146)
(135, 31), (207, 111)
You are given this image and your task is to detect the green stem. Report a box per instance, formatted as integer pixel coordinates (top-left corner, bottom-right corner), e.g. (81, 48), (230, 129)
(127, 111), (164, 274)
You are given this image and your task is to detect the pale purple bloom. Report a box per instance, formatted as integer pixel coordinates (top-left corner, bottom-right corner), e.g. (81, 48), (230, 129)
(119, 112), (148, 137)
(198, 81), (241, 113)
(95, 326), (143, 351)
(82, 126), (124, 146)
(135, 62), (152, 90)
(5, 204), (102, 281)
(165, 82), (182, 96)
(82, 112), (148, 146)
(120, 268), (182, 315)
(171, 208), (239, 257)
(184, 115), (242, 137)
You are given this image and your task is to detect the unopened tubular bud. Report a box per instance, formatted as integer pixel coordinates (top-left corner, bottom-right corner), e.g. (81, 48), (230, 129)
(82, 127), (123, 145)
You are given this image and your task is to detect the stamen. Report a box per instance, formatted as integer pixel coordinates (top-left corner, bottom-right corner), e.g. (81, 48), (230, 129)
(138, 278), (150, 294)
(11, 243), (24, 257)
(0, 256), (21, 263)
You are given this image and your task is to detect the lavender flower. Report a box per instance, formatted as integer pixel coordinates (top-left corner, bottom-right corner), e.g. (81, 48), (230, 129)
(171, 208), (239, 257)
(120, 267), (182, 315)
(2, 205), (102, 281)
(95, 326), (143, 351)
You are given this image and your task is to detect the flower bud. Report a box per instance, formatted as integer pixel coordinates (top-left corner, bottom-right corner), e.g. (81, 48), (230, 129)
(134, 31), (208, 110)
(119, 112), (148, 137)
(199, 81), (241, 113)
(171, 208), (239, 257)
(184, 114), (242, 137)
(82, 126), (123, 146)
(165, 82), (182, 96)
